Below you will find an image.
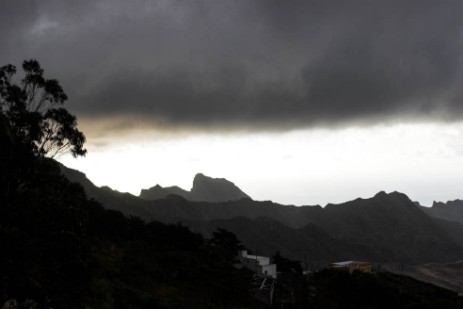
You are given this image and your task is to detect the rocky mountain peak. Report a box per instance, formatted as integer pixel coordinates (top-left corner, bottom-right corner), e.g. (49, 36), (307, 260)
(190, 173), (250, 202)
(138, 173), (251, 202)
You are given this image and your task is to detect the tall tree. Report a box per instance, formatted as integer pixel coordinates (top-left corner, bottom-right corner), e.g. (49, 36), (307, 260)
(0, 59), (86, 158)
(0, 60), (86, 206)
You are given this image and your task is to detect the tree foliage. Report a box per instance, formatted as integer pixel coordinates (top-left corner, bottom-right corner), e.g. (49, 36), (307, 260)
(209, 228), (245, 262)
(0, 59), (86, 158)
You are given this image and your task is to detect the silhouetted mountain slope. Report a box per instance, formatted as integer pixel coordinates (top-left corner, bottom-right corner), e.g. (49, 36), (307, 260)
(188, 194), (463, 264)
(317, 191), (462, 263)
(131, 197), (324, 229)
(59, 163), (463, 265)
(433, 218), (463, 248)
(139, 173), (251, 202)
(160, 193), (463, 263)
(189, 217), (372, 267)
(422, 200), (463, 225)
(58, 163), (158, 219)
(59, 163), (324, 225)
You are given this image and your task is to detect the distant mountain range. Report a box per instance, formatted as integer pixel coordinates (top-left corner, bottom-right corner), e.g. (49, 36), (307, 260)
(139, 173), (250, 202)
(59, 163), (463, 269)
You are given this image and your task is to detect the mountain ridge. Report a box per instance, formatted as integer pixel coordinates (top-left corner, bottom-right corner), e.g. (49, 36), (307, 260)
(58, 162), (463, 266)
(421, 200), (463, 225)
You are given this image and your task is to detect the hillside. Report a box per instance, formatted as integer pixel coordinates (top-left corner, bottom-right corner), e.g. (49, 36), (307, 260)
(1, 159), (263, 308)
(384, 261), (463, 296)
(317, 191), (462, 263)
(5, 157), (462, 306)
(308, 270), (463, 308)
(2, 160), (462, 307)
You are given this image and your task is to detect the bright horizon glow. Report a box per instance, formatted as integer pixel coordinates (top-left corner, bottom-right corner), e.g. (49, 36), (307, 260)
(58, 121), (463, 207)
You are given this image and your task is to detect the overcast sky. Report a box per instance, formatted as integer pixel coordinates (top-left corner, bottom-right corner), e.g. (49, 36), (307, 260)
(2, 0), (463, 206)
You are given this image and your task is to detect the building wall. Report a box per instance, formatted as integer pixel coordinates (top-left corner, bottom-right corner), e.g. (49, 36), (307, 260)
(262, 264), (277, 278)
(240, 256), (262, 272)
(238, 250), (277, 278)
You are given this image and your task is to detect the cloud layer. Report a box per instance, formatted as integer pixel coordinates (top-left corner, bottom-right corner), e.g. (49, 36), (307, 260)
(2, 0), (463, 130)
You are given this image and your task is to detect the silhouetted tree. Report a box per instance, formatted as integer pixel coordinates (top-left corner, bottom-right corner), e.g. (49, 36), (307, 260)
(0, 59), (86, 158)
(0, 60), (86, 206)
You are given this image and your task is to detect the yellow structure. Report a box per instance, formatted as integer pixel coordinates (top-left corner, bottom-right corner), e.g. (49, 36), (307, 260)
(328, 261), (372, 274)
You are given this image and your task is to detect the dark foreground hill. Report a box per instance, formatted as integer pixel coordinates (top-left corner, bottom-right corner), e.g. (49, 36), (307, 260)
(1, 159), (263, 308)
(384, 261), (463, 296)
(308, 270), (463, 308)
(60, 164), (463, 266)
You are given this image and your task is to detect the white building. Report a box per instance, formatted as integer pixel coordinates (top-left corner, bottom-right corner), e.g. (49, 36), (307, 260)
(238, 250), (277, 278)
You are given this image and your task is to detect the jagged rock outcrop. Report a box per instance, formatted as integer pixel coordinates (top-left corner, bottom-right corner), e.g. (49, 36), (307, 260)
(189, 173), (250, 202)
(139, 173), (251, 202)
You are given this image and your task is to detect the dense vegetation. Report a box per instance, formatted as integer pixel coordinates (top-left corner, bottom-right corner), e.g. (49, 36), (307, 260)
(0, 156), (263, 308)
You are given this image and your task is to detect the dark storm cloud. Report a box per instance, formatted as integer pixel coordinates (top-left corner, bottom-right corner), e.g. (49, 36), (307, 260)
(2, 0), (463, 129)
